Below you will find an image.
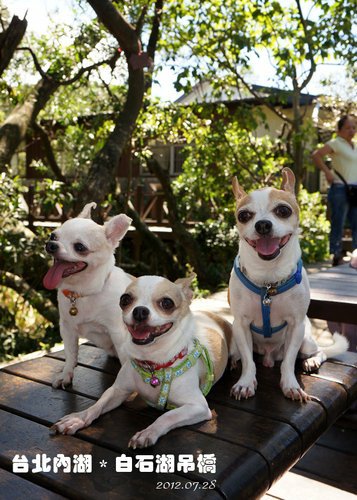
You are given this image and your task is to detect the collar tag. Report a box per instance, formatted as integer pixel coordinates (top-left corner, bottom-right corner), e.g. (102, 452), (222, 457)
(62, 290), (80, 316)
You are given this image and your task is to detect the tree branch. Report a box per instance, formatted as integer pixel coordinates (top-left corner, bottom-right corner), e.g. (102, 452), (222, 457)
(220, 44), (293, 125)
(86, 0), (140, 54)
(147, 158), (208, 281)
(18, 46), (119, 86)
(32, 123), (67, 182)
(17, 46), (50, 80)
(0, 14), (27, 77)
(144, 0), (163, 92)
(125, 203), (180, 279)
(0, 270), (58, 324)
(295, 0), (316, 90)
(82, 0), (149, 205)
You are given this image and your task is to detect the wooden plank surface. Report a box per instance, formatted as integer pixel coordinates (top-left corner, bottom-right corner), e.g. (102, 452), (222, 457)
(0, 468), (66, 500)
(308, 263), (357, 323)
(1, 345), (357, 499)
(0, 410), (220, 500)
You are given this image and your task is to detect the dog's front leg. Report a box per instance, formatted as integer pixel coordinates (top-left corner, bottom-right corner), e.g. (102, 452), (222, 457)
(230, 318), (257, 399)
(52, 321), (79, 389)
(280, 322), (310, 402)
(128, 396), (212, 449)
(52, 364), (134, 434)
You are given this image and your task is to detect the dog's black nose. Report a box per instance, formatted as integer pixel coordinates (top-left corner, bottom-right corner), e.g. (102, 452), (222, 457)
(45, 241), (59, 254)
(255, 219), (273, 235)
(133, 306), (150, 323)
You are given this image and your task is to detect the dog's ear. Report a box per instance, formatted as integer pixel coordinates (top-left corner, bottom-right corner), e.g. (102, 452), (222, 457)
(232, 177), (246, 201)
(281, 168), (295, 194)
(104, 214), (132, 248)
(77, 202), (97, 219)
(175, 273), (196, 302)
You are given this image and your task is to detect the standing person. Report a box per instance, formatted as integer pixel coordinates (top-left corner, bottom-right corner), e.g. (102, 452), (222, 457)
(312, 115), (357, 266)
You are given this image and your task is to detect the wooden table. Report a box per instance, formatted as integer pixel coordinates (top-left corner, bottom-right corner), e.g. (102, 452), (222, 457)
(308, 264), (357, 324)
(1, 345), (356, 499)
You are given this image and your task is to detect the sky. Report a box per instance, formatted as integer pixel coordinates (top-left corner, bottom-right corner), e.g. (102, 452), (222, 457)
(7, 0), (351, 101)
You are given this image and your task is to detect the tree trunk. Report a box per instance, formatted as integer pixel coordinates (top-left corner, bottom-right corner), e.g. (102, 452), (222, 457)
(0, 78), (59, 171)
(82, 0), (146, 205)
(84, 68), (145, 202)
(291, 82), (304, 191)
(148, 159), (209, 283)
(0, 15), (27, 77)
(126, 204), (181, 279)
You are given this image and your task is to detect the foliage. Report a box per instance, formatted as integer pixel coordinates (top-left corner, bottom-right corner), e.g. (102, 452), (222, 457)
(161, 0), (356, 92)
(138, 101), (285, 217)
(135, 98), (331, 285)
(298, 189), (330, 263)
(0, 174), (59, 361)
(190, 217), (238, 288)
(0, 286), (53, 360)
(159, 0), (356, 187)
(0, 174), (47, 278)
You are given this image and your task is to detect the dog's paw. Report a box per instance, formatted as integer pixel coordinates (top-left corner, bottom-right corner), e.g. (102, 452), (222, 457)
(52, 371), (73, 390)
(281, 385), (310, 402)
(230, 378), (257, 400)
(50, 413), (87, 435)
(302, 356), (321, 373)
(128, 428), (158, 449)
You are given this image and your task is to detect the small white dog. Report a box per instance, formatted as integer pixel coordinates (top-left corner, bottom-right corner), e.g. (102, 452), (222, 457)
(43, 202), (132, 388)
(52, 275), (230, 448)
(229, 168), (348, 402)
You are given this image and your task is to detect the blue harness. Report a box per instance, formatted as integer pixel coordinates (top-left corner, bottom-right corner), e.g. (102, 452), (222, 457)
(233, 258), (303, 338)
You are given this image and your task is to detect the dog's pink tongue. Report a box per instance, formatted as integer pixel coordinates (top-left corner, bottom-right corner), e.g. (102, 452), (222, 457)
(43, 262), (74, 290)
(255, 237), (280, 256)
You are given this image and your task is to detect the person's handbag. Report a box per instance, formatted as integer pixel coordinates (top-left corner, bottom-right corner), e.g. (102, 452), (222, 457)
(334, 171), (357, 207)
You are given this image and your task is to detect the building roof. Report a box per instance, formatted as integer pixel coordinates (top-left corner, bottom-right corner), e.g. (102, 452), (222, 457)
(175, 81), (318, 108)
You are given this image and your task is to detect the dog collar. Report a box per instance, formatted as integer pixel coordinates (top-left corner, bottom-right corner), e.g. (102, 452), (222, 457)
(233, 258), (303, 338)
(131, 338), (214, 410)
(133, 346), (189, 386)
(62, 289), (81, 316)
(60, 271), (113, 317)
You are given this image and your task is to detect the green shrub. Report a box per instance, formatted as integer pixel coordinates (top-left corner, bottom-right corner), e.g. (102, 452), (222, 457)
(298, 189), (330, 263)
(191, 214), (238, 288)
(0, 174), (59, 362)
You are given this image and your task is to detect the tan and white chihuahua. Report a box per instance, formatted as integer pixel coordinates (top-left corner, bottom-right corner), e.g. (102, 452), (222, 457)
(229, 168), (348, 402)
(43, 202), (132, 389)
(52, 275), (231, 448)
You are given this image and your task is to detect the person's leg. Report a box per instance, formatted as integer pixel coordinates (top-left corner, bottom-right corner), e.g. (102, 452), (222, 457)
(327, 184), (349, 262)
(347, 203), (357, 251)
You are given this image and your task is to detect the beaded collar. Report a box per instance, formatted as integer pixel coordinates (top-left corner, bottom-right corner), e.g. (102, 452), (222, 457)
(131, 338), (214, 410)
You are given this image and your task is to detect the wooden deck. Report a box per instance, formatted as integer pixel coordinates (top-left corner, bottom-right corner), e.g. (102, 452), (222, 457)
(308, 263), (357, 324)
(0, 345), (356, 499)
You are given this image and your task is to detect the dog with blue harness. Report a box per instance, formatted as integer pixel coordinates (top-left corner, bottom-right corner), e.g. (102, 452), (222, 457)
(228, 168), (348, 402)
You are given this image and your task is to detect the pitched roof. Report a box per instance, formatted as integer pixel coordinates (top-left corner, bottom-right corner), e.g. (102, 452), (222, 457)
(175, 81), (318, 108)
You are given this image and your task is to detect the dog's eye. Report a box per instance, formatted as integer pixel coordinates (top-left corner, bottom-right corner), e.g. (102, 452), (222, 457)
(274, 205), (292, 218)
(49, 232), (57, 241)
(237, 210), (253, 224)
(159, 297), (175, 311)
(120, 293), (133, 309)
(74, 242), (87, 253)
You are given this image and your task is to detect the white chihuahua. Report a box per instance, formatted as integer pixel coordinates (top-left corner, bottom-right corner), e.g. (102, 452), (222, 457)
(52, 275), (231, 448)
(43, 202), (132, 389)
(229, 168), (348, 402)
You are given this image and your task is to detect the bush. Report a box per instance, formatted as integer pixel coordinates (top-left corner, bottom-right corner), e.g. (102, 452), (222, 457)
(0, 174), (59, 362)
(0, 286), (53, 361)
(191, 214), (238, 288)
(298, 189), (330, 263)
